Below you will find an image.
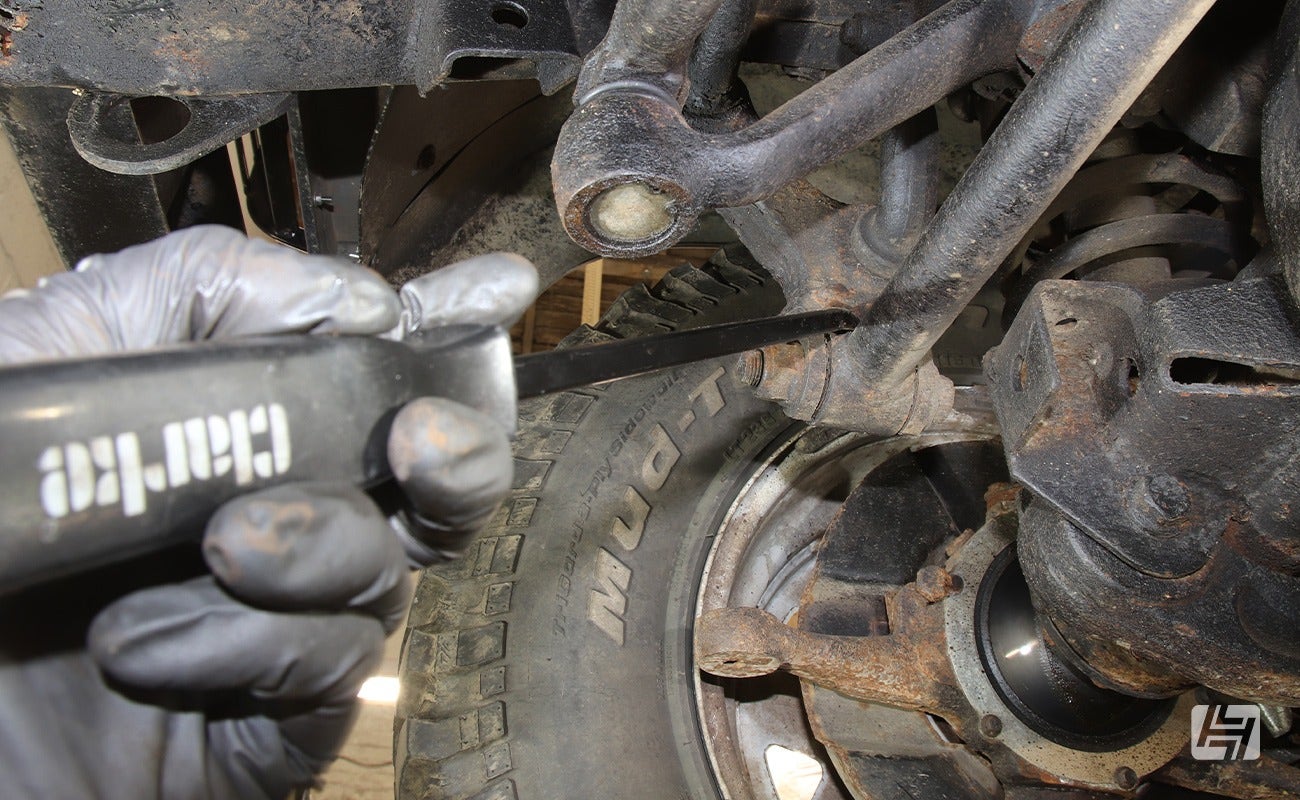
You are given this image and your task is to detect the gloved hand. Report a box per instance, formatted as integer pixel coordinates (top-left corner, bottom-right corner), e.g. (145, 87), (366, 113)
(0, 226), (537, 799)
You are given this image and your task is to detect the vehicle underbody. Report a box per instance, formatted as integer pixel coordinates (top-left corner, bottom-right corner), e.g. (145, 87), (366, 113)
(3, 0), (1300, 797)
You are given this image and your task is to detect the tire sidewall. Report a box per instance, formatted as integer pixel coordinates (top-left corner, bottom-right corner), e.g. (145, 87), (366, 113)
(398, 356), (791, 799)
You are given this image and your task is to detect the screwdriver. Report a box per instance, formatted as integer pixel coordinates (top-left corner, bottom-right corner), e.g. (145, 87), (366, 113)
(0, 308), (856, 594)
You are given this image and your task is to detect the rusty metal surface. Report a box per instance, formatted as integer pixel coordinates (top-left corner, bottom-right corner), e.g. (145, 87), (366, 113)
(1020, 501), (1300, 705)
(695, 444), (961, 760)
(1156, 756), (1300, 800)
(989, 277), (1300, 576)
(748, 340), (831, 420)
(720, 180), (893, 313)
(989, 276), (1300, 705)
(696, 442), (1219, 795)
(795, 442), (1006, 800)
(1015, 0), (1087, 73)
(692, 428), (916, 800)
(697, 592), (960, 711)
(0, 0), (582, 96)
(838, 0), (1217, 407)
(690, 429), (1024, 799)
(552, 0), (1029, 259)
(582, 0), (1223, 433)
(0, 0), (892, 99)
(802, 685), (1004, 800)
(751, 330), (955, 434)
(1, 1), (408, 93)
(942, 509), (1193, 789)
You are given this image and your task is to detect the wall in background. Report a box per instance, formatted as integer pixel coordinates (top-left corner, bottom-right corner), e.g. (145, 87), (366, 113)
(0, 128), (64, 293)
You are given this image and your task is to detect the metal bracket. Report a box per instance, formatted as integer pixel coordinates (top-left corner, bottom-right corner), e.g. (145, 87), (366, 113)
(417, 0), (580, 94)
(0, 86), (169, 263)
(989, 276), (1300, 705)
(987, 276), (1300, 578)
(66, 92), (292, 176)
(0, 1), (583, 98)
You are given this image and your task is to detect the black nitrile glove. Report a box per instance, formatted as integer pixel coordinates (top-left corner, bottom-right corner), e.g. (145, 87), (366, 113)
(0, 226), (537, 799)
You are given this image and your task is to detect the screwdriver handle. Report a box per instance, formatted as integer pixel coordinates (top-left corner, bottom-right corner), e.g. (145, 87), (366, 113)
(0, 325), (515, 595)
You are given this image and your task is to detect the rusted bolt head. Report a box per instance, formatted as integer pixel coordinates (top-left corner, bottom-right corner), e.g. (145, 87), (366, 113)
(1144, 474), (1190, 522)
(1114, 766), (1139, 790)
(916, 565), (961, 603)
(588, 182), (674, 243)
(979, 713), (1003, 739)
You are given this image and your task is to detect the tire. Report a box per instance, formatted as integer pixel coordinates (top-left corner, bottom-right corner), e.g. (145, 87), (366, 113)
(394, 250), (789, 800)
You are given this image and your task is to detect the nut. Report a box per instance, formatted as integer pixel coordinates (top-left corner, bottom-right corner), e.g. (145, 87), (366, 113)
(916, 565), (961, 602)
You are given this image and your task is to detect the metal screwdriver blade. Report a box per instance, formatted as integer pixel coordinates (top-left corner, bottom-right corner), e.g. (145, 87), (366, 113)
(512, 308), (858, 399)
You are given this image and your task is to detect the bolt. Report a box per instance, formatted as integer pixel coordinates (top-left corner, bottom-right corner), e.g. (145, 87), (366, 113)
(735, 350), (765, 387)
(1259, 704), (1295, 738)
(839, 13), (871, 50)
(916, 565), (961, 603)
(1145, 474), (1190, 522)
(1114, 766), (1139, 791)
(979, 714), (1003, 739)
(588, 182), (673, 243)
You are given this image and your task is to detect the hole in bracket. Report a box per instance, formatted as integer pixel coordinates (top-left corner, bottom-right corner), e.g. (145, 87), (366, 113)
(414, 143), (437, 172)
(128, 96), (192, 145)
(1169, 357), (1300, 388)
(490, 1), (528, 29)
(1124, 358), (1141, 396)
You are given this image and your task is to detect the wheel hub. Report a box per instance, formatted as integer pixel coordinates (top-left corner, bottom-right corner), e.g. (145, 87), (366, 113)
(943, 512), (1192, 790)
(695, 434), (1194, 796)
(973, 547), (1173, 751)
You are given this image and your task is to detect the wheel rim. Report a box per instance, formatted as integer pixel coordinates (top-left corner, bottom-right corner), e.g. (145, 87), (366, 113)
(690, 426), (995, 799)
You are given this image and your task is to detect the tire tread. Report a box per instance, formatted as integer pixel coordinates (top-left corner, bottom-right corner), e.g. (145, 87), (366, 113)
(394, 254), (774, 799)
